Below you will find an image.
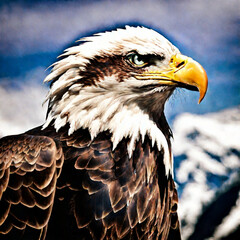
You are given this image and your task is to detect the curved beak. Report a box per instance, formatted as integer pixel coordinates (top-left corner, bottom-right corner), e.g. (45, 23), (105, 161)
(135, 54), (208, 103)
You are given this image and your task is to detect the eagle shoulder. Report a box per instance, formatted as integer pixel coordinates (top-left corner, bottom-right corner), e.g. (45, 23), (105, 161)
(0, 133), (64, 239)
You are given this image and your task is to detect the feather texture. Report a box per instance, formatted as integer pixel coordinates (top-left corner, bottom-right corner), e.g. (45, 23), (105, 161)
(0, 125), (180, 239)
(0, 26), (183, 239)
(0, 134), (64, 239)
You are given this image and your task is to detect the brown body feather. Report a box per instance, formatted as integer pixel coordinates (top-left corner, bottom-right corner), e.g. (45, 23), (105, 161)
(0, 124), (180, 240)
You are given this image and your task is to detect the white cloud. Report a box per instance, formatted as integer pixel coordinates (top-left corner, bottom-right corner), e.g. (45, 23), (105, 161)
(0, 68), (48, 137)
(0, 0), (239, 60)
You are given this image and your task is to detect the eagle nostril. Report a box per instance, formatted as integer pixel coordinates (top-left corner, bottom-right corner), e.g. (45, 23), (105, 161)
(176, 61), (185, 68)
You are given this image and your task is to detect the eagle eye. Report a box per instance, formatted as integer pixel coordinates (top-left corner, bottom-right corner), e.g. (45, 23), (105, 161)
(126, 53), (149, 68)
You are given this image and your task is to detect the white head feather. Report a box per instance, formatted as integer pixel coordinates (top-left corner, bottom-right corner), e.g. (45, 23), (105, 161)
(43, 26), (180, 175)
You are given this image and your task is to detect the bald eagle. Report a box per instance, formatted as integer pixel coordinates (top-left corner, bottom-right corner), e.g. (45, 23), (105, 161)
(0, 26), (207, 240)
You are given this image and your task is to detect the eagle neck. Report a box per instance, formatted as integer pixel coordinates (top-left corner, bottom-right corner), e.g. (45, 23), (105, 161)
(43, 93), (173, 176)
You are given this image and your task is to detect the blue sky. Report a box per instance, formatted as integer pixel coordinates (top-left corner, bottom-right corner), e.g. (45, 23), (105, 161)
(0, 0), (239, 134)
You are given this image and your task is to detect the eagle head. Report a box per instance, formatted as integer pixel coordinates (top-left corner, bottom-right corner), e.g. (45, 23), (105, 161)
(43, 26), (208, 174)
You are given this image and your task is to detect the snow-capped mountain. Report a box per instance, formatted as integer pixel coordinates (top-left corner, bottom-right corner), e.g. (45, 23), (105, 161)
(172, 106), (240, 240)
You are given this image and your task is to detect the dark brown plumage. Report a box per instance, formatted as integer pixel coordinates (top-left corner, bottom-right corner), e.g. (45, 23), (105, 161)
(0, 124), (180, 240)
(0, 26), (207, 239)
(0, 134), (63, 239)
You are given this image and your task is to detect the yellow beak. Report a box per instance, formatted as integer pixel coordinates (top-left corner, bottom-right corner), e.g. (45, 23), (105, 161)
(135, 54), (208, 103)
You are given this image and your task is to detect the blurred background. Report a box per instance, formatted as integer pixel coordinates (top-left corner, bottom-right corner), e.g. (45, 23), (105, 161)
(0, 0), (239, 239)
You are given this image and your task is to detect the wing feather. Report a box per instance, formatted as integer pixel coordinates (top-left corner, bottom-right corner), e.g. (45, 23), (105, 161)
(0, 134), (64, 238)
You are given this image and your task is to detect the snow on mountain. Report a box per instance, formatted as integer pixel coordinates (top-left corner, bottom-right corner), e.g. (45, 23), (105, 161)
(210, 190), (240, 240)
(172, 106), (240, 239)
